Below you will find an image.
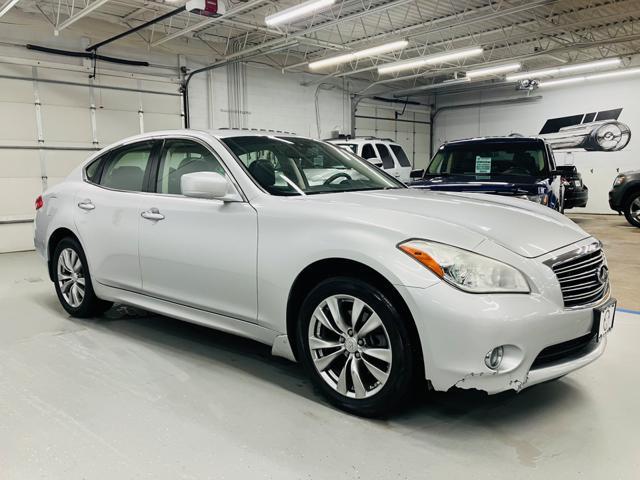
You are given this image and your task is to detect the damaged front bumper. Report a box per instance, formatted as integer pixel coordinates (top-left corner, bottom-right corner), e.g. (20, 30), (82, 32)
(396, 280), (611, 395)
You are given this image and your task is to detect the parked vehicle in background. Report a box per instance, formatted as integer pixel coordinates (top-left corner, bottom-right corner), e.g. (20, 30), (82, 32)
(609, 170), (640, 228)
(410, 137), (564, 211)
(557, 165), (588, 210)
(34, 129), (613, 417)
(326, 137), (412, 183)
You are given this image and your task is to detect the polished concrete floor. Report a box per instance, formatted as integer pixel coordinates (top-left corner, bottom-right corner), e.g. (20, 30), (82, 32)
(1, 216), (639, 479)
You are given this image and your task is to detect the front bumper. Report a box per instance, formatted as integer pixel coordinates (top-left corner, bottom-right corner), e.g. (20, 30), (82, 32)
(397, 279), (610, 395)
(564, 189), (588, 209)
(609, 187), (623, 211)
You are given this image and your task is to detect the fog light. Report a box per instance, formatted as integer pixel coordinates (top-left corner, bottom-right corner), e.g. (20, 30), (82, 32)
(485, 346), (504, 370)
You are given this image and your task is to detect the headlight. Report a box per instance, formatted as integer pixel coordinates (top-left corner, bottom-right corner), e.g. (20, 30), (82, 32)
(398, 240), (530, 293)
(613, 175), (626, 187)
(523, 193), (548, 205)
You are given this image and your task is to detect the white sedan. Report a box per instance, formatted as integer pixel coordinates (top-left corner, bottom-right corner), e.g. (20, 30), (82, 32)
(34, 129), (615, 416)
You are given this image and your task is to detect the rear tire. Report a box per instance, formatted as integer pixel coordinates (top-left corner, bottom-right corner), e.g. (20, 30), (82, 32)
(623, 191), (640, 228)
(52, 237), (113, 318)
(295, 277), (418, 417)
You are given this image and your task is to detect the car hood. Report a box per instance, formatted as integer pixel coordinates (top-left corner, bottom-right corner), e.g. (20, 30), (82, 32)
(304, 188), (589, 258)
(410, 175), (546, 194)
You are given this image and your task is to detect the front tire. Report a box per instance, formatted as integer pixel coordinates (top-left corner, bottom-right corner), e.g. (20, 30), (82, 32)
(296, 277), (418, 417)
(53, 237), (112, 317)
(623, 191), (640, 228)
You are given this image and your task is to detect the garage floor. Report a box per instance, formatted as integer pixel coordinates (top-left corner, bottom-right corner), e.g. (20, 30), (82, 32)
(1, 215), (638, 479)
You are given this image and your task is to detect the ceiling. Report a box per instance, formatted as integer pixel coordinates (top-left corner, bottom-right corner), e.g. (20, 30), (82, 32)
(9, 0), (640, 96)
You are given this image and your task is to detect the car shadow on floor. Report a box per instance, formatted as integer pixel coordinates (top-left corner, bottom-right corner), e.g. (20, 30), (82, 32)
(65, 302), (591, 429)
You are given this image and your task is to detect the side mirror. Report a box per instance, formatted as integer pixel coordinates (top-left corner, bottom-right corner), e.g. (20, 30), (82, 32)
(181, 172), (240, 201)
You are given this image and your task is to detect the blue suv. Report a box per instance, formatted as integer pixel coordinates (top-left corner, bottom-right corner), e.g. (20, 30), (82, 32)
(410, 137), (564, 211)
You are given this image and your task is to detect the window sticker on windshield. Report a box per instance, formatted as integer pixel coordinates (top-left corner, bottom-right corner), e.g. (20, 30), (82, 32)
(475, 156), (492, 174)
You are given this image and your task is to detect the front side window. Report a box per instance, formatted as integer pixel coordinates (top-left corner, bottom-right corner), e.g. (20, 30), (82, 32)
(85, 156), (104, 183)
(361, 143), (377, 159)
(390, 145), (412, 167)
(222, 136), (403, 196)
(156, 140), (226, 195)
(376, 144), (395, 169)
(100, 142), (154, 192)
(426, 142), (549, 179)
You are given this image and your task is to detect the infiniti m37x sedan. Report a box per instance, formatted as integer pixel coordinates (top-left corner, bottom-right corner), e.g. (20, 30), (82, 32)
(34, 129), (615, 416)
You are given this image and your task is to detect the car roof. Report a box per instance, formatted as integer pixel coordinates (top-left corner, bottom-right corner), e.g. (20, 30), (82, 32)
(441, 136), (546, 147)
(326, 137), (399, 145)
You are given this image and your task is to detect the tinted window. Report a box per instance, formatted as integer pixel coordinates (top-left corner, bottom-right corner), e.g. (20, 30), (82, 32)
(427, 142), (549, 178)
(361, 144), (377, 159)
(390, 145), (411, 167)
(100, 142), (154, 191)
(376, 144), (394, 169)
(222, 136), (402, 196)
(85, 157), (103, 183)
(157, 140), (226, 194)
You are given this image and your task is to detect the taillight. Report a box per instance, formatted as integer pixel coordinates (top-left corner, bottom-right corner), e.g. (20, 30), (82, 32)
(35, 195), (44, 210)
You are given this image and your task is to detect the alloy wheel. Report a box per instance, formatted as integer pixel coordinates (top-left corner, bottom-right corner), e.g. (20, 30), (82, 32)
(631, 197), (640, 220)
(308, 294), (392, 399)
(57, 248), (85, 308)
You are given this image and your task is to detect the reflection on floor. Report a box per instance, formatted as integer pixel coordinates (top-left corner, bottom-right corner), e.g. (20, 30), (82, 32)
(1, 248), (638, 479)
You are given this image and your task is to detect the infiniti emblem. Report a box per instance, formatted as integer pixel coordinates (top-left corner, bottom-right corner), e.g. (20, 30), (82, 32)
(597, 265), (609, 284)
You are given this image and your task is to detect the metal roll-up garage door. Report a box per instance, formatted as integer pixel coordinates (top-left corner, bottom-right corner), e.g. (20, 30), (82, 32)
(0, 61), (182, 253)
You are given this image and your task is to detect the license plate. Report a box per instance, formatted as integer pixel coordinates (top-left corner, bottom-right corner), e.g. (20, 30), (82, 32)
(574, 180), (582, 187)
(594, 299), (616, 341)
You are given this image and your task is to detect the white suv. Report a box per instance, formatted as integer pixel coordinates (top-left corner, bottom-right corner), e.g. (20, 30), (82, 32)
(326, 137), (412, 183)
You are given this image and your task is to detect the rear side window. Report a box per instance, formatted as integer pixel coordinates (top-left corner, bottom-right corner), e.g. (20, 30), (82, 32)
(100, 142), (154, 192)
(361, 144), (377, 159)
(85, 157), (103, 183)
(376, 144), (395, 169)
(156, 140), (226, 195)
(390, 145), (411, 167)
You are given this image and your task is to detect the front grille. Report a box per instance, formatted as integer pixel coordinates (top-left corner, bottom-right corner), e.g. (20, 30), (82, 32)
(552, 248), (608, 308)
(532, 331), (596, 368)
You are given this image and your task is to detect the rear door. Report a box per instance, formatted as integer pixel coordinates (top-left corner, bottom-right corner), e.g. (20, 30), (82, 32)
(74, 140), (159, 291)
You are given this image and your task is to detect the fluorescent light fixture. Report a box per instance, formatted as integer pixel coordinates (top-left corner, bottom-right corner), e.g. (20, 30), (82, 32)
(0, 0), (20, 18)
(265, 0), (335, 26)
(308, 40), (409, 70)
(465, 62), (521, 79)
(538, 66), (640, 88)
(377, 46), (484, 75)
(506, 58), (621, 81)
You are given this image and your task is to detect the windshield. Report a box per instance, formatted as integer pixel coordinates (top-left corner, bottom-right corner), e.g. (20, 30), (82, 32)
(427, 141), (549, 179)
(222, 136), (404, 196)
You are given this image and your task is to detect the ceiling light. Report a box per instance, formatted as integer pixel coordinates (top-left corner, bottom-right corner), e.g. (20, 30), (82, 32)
(506, 58), (621, 81)
(265, 0), (336, 27)
(377, 47), (484, 75)
(0, 0), (20, 18)
(308, 40), (409, 70)
(538, 66), (640, 88)
(465, 62), (521, 79)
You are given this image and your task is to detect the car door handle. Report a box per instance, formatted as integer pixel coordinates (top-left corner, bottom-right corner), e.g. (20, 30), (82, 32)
(78, 200), (95, 211)
(141, 208), (165, 221)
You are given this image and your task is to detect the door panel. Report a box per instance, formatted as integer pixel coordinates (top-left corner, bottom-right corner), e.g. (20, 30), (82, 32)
(139, 138), (258, 322)
(74, 182), (143, 291)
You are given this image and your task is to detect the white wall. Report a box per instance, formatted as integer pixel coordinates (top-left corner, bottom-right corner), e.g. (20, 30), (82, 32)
(432, 77), (640, 213)
(188, 64), (351, 139)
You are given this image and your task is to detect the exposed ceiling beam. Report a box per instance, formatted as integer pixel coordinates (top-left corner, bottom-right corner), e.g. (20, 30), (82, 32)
(55, 0), (111, 34)
(150, 0), (265, 47)
(0, 0), (20, 18)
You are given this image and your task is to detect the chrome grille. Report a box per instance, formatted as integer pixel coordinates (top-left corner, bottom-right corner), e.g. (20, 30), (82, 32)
(551, 248), (608, 308)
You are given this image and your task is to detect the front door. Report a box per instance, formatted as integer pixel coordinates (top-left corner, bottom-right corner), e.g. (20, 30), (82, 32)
(138, 138), (258, 323)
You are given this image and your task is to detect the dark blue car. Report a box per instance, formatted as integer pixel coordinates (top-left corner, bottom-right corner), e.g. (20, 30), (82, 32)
(410, 137), (564, 211)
